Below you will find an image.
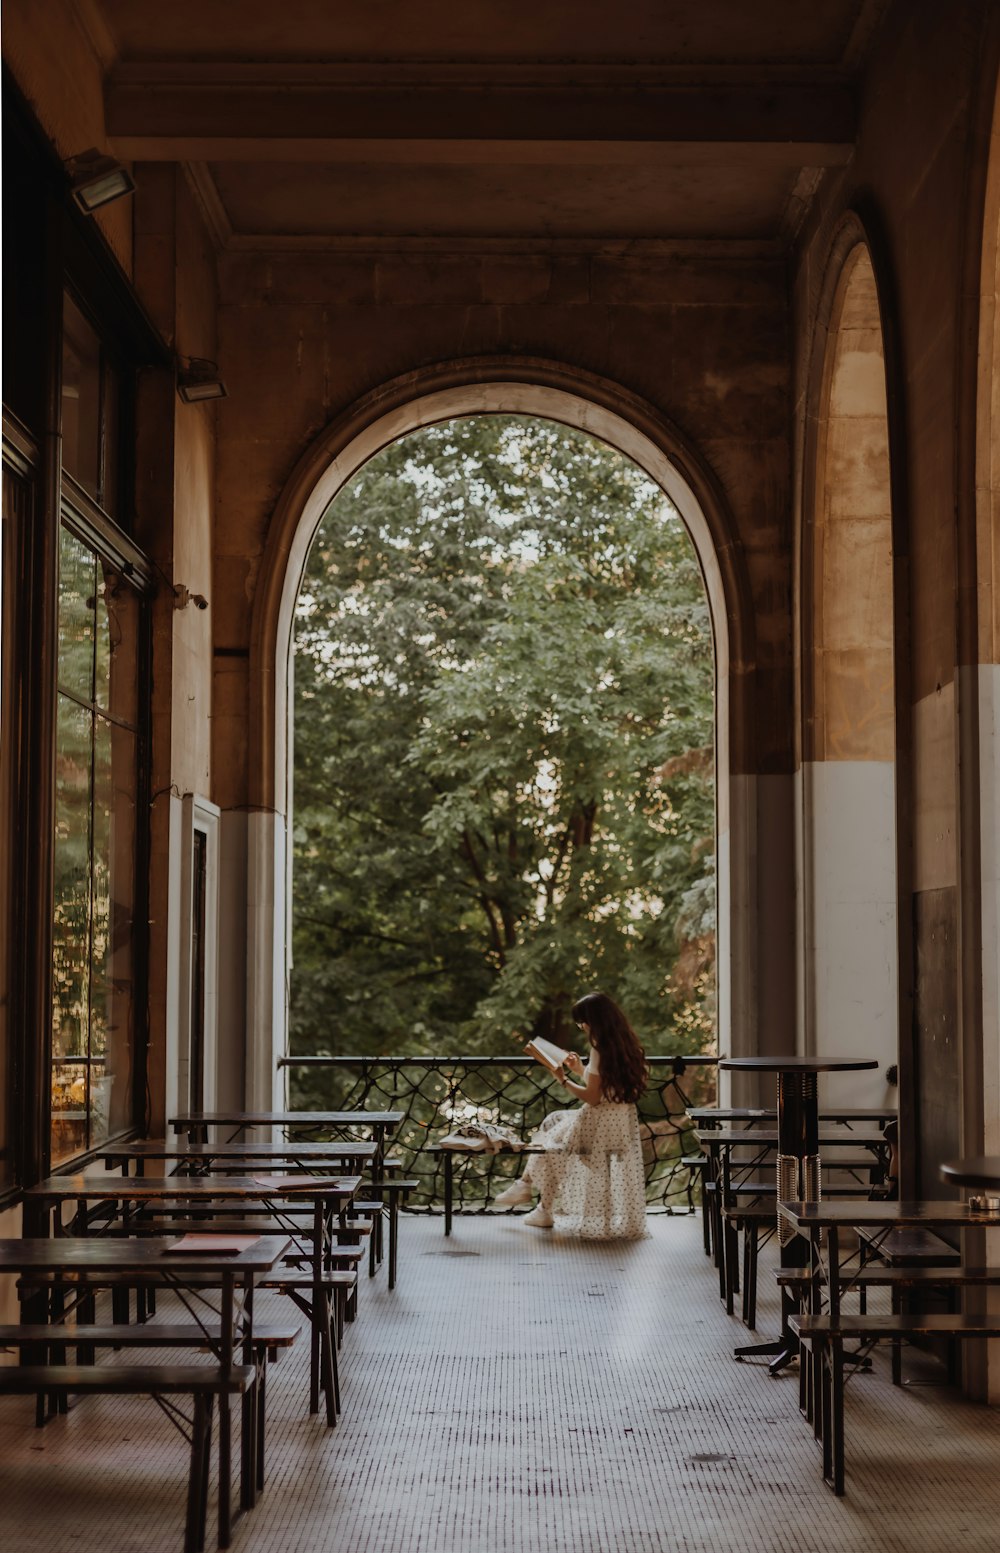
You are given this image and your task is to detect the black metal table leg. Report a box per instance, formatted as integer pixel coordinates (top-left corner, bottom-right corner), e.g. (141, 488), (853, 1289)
(735, 1070), (818, 1371)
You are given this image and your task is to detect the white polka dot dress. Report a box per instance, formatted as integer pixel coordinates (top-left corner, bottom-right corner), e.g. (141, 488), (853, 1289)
(522, 1048), (649, 1240)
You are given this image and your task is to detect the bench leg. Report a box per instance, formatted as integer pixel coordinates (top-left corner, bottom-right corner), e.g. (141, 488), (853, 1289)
(831, 1337), (845, 1495)
(444, 1152), (453, 1237)
(368, 1207), (379, 1279)
(699, 1171), (711, 1256)
(820, 1338), (833, 1483)
(746, 1225), (758, 1331)
(319, 1291), (338, 1427)
(724, 1217), (737, 1315)
(185, 1393), (211, 1553)
(218, 1392), (232, 1548)
(256, 1360), (267, 1493)
(240, 1375), (257, 1512)
(389, 1200), (399, 1292)
(309, 1305), (320, 1414)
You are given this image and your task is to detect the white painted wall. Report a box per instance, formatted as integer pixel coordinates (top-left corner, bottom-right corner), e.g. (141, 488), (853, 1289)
(216, 809), (248, 1109)
(803, 759), (899, 1111)
(979, 665), (1000, 1161)
(246, 809), (287, 1113)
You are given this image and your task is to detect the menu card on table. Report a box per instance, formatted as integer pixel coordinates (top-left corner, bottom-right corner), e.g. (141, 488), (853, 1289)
(251, 1174), (339, 1192)
(167, 1233), (261, 1255)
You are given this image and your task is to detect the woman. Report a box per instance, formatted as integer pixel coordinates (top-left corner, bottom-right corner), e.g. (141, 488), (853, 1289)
(494, 992), (649, 1240)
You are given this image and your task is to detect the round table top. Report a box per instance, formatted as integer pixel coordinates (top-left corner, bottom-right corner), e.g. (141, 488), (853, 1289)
(939, 1155), (1000, 1189)
(718, 1056), (880, 1074)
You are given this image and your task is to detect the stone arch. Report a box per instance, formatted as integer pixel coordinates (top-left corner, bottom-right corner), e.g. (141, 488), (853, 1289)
(245, 358), (759, 1100)
(799, 225), (900, 1107)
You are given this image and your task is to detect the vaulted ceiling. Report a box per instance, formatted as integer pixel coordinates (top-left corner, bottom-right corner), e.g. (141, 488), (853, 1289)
(89, 0), (889, 249)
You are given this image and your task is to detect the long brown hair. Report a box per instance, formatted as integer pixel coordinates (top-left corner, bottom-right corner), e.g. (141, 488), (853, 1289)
(571, 992), (647, 1104)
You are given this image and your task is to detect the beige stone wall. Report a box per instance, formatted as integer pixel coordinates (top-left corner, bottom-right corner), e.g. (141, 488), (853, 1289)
(3, 0), (132, 277)
(212, 249), (792, 812)
(132, 167), (219, 1127)
(812, 247), (895, 766)
(792, 0), (1000, 1217)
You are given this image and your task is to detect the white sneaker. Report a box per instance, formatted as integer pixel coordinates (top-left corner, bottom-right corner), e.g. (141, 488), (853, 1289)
(522, 1205), (554, 1229)
(493, 1179), (533, 1207)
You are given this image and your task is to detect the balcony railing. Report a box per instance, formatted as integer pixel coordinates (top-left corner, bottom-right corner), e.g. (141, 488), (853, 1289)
(278, 1053), (718, 1214)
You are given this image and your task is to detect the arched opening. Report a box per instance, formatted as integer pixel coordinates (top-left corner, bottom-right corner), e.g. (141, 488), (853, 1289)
(289, 413), (716, 1059)
(245, 366), (758, 1103)
(802, 243), (899, 1107)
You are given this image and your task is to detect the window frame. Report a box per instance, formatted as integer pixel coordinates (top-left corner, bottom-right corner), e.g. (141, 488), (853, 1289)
(1, 77), (168, 1204)
(51, 490), (153, 1170)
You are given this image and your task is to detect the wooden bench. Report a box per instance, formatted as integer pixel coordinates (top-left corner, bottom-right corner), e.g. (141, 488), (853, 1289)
(428, 1145), (548, 1236)
(777, 1261), (995, 1386)
(259, 1268), (358, 1423)
(856, 1224), (960, 1266)
(0, 1361), (256, 1552)
(708, 1175), (875, 1320)
(680, 1153), (712, 1254)
(790, 1311), (1000, 1494)
(350, 1180), (419, 1286)
(0, 1319), (299, 1489)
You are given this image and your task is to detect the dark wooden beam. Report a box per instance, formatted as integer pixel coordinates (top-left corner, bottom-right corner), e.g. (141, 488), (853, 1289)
(106, 68), (856, 163)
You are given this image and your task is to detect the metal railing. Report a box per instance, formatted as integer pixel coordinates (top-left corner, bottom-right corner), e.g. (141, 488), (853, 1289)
(278, 1053), (718, 1214)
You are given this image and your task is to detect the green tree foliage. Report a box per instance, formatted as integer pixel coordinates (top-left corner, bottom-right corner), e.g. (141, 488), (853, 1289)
(291, 416), (715, 1057)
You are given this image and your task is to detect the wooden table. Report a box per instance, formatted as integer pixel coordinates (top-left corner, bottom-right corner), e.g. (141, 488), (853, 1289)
(718, 1055), (880, 1371)
(777, 1200), (1000, 1494)
(940, 1155), (1000, 1192)
(104, 1138), (379, 1178)
(168, 1114), (403, 1266)
(778, 1198), (1000, 1319)
(25, 1173), (361, 1428)
(168, 1111), (403, 1161)
(695, 1127), (891, 1323)
(688, 1106), (896, 1129)
(0, 1233), (290, 1547)
(429, 1144), (546, 1236)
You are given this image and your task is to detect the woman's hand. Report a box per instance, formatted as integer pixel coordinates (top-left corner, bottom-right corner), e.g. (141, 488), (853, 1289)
(563, 1051), (585, 1076)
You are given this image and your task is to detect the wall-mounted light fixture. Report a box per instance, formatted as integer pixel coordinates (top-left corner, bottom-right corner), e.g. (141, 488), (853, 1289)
(176, 357), (228, 404)
(173, 585), (209, 611)
(65, 148), (136, 214)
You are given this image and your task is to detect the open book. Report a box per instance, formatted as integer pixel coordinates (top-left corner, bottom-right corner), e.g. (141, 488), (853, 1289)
(524, 1036), (572, 1076)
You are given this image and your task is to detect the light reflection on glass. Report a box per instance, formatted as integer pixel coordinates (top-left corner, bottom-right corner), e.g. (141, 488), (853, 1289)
(52, 521), (139, 1162)
(58, 527), (96, 702)
(52, 694), (92, 1067)
(61, 293), (102, 503)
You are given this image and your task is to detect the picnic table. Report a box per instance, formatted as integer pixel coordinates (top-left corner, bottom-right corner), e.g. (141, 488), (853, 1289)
(688, 1105), (896, 1129)
(0, 1233), (291, 1549)
(777, 1198), (1000, 1493)
(24, 1173), (361, 1428)
(105, 1141), (413, 1285)
(104, 1137), (380, 1177)
(939, 1155), (1000, 1192)
(718, 1055), (879, 1372)
(168, 1111), (403, 1162)
(694, 1127), (891, 1326)
(428, 1143), (547, 1236)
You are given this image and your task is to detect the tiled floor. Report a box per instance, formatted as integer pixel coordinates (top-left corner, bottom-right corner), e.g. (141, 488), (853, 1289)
(1, 1213), (998, 1553)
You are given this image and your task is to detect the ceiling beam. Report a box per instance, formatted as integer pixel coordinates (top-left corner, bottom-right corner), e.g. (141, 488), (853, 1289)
(106, 71), (856, 163)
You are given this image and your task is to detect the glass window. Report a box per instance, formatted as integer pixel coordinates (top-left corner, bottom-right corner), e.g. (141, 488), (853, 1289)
(61, 292), (121, 518)
(52, 522), (140, 1163)
(61, 294), (102, 503)
(0, 458), (26, 1193)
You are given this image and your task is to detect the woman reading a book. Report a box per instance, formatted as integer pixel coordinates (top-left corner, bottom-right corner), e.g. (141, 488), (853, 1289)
(494, 991), (649, 1239)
